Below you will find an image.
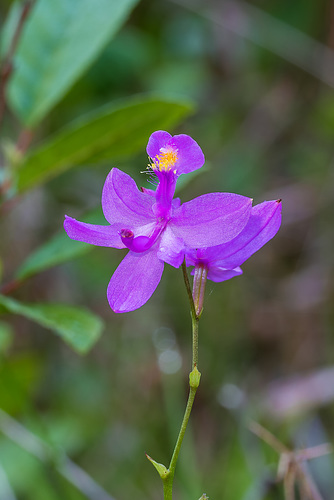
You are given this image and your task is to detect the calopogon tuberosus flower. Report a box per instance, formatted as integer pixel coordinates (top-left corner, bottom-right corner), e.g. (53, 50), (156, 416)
(64, 131), (253, 313)
(186, 199), (282, 283)
(186, 200), (282, 315)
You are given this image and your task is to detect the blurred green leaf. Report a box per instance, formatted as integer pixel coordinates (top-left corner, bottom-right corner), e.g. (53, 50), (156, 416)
(0, 1), (22, 59)
(16, 234), (90, 281)
(0, 322), (13, 353)
(15, 209), (105, 281)
(0, 353), (42, 413)
(7, 0), (140, 126)
(16, 95), (193, 192)
(175, 163), (209, 194)
(0, 295), (103, 354)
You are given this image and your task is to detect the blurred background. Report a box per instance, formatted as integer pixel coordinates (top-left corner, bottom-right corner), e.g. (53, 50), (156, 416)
(0, 0), (334, 499)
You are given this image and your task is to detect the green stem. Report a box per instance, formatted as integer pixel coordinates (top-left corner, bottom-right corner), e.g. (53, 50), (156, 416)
(192, 315), (199, 369)
(182, 260), (197, 320)
(181, 260), (200, 370)
(163, 383), (199, 499)
(163, 263), (201, 500)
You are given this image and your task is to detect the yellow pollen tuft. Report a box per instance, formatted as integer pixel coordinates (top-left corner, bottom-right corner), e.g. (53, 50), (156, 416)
(154, 147), (178, 171)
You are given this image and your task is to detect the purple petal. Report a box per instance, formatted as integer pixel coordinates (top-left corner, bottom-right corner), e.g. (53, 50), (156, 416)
(64, 216), (125, 248)
(147, 131), (205, 175)
(140, 186), (156, 196)
(207, 200), (282, 268)
(107, 250), (164, 313)
(102, 168), (155, 226)
(172, 197), (181, 209)
(171, 193), (252, 247)
(206, 266), (243, 282)
(157, 226), (184, 268)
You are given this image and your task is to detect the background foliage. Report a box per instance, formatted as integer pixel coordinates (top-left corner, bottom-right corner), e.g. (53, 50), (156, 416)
(0, 0), (334, 499)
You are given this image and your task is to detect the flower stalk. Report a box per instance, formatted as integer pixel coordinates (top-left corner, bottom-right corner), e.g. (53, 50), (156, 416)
(159, 262), (202, 500)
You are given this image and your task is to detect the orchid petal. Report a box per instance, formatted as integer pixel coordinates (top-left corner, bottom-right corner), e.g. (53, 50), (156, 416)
(207, 266), (243, 282)
(208, 200), (282, 268)
(140, 186), (156, 196)
(64, 216), (125, 248)
(171, 193), (252, 247)
(107, 250), (164, 313)
(157, 226), (184, 268)
(172, 197), (181, 209)
(102, 168), (155, 226)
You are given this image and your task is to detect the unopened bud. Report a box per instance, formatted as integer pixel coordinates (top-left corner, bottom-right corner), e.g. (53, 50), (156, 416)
(189, 366), (201, 388)
(192, 264), (208, 317)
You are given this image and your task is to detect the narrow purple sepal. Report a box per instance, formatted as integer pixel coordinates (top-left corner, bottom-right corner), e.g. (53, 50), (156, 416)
(207, 266), (243, 282)
(189, 263), (242, 282)
(107, 250), (164, 313)
(208, 200), (282, 269)
(64, 216), (125, 248)
(171, 193), (252, 247)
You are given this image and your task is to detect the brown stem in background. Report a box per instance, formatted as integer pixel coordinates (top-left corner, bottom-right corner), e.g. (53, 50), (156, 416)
(16, 128), (33, 154)
(296, 464), (325, 500)
(0, 279), (22, 296)
(0, 0), (34, 129)
(250, 421), (331, 500)
(284, 466), (296, 500)
(0, 195), (21, 217)
(249, 421), (289, 454)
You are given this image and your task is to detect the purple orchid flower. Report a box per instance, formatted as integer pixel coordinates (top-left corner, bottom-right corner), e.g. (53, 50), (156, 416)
(186, 199), (282, 283)
(64, 131), (253, 313)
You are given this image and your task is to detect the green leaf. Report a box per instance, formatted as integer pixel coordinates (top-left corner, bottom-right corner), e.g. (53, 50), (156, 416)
(0, 322), (13, 353)
(0, 1), (22, 60)
(174, 163), (210, 194)
(16, 95), (193, 192)
(16, 234), (89, 281)
(7, 0), (140, 126)
(0, 353), (43, 413)
(145, 454), (169, 479)
(15, 209), (105, 281)
(0, 295), (103, 354)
